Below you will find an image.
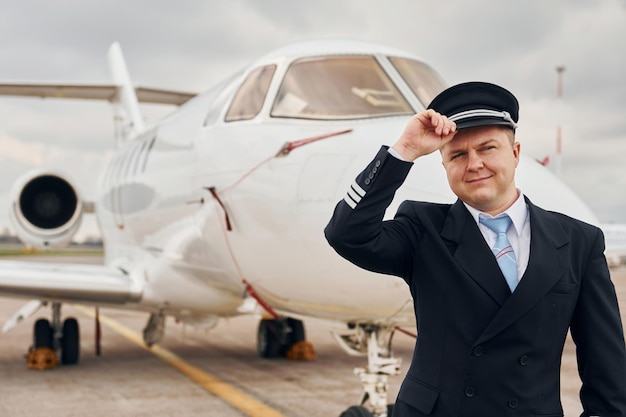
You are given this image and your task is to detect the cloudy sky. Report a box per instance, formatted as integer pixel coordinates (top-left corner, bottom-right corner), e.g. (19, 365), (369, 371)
(1, 0), (625, 239)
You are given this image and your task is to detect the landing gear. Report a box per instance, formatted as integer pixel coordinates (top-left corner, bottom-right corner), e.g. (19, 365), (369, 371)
(142, 310), (166, 347)
(333, 324), (401, 417)
(257, 317), (306, 358)
(33, 318), (53, 348)
(32, 303), (81, 365)
(60, 318), (80, 364)
(258, 319), (282, 358)
(340, 405), (374, 417)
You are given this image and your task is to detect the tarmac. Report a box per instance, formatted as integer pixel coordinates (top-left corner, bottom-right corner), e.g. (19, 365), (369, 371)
(0, 255), (625, 417)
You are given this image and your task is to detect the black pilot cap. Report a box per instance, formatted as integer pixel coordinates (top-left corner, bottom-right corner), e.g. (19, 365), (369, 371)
(427, 81), (519, 130)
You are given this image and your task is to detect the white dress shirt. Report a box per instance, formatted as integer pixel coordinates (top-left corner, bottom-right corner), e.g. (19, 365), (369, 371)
(464, 193), (531, 281)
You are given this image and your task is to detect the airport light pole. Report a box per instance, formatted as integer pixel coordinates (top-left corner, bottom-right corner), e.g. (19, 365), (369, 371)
(555, 65), (566, 178)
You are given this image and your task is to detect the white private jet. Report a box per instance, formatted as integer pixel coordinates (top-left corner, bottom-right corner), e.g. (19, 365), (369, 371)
(0, 39), (621, 417)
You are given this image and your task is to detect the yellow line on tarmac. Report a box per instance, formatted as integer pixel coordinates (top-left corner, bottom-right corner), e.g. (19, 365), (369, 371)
(75, 306), (286, 417)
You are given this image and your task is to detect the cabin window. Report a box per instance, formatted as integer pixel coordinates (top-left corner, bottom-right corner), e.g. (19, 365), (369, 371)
(388, 57), (447, 108)
(271, 56), (412, 120)
(204, 72), (242, 126)
(225, 65), (276, 122)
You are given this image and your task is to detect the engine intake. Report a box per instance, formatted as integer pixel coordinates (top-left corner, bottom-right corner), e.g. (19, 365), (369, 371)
(10, 170), (83, 249)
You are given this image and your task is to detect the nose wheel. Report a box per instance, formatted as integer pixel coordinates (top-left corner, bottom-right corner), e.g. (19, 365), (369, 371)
(339, 405), (394, 417)
(333, 324), (401, 417)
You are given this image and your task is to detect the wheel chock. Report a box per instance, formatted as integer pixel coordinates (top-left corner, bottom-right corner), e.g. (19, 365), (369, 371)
(27, 347), (58, 370)
(286, 340), (317, 361)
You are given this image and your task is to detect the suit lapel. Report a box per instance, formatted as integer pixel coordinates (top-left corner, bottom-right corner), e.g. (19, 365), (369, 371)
(441, 200), (511, 306)
(476, 200), (569, 344)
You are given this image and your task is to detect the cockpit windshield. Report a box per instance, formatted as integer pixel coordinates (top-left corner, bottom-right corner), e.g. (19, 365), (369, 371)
(271, 56), (413, 120)
(389, 57), (447, 108)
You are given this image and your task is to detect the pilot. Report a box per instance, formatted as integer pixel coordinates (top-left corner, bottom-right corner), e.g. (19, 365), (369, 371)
(325, 81), (626, 416)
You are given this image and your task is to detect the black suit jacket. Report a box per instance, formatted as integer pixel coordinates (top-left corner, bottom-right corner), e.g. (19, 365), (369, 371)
(325, 146), (626, 417)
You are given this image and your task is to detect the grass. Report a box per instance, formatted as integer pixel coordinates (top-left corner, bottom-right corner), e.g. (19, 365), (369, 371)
(0, 245), (103, 257)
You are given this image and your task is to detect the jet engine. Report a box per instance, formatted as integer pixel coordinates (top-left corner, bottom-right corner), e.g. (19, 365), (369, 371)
(10, 170), (84, 249)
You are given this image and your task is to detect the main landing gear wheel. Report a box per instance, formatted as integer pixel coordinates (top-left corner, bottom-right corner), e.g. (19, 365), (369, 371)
(258, 319), (282, 358)
(33, 318), (53, 348)
(31, 303), (82, 366)
(282, 317), (304, 355)
(61, 317), (80, 365)
(257, 317), (306, 358)
(29, 319), (57, 370)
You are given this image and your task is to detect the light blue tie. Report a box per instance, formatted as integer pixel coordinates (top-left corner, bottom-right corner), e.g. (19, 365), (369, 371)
(479, 215), (519, 292)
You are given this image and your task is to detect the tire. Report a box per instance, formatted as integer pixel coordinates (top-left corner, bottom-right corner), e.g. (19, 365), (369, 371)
(280, 317), (305, 355)
(257, 319), (282, 358)
(286, 318), (305, 345)
(33, 318), (53, 348)
(61, 317), (80, 365)
(339, 405), (374, 417)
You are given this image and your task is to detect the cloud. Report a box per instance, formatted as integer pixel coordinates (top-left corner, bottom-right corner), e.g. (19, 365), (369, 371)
(0, 131), (113, 239)
(0, 0), (625, 228)
(0, 133), (47, 167)
(0, 132), (113, 200)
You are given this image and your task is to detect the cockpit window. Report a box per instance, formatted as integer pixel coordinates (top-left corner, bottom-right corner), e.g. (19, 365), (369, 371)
(225, 65), (276, 122)
(388, 57), (447, 108)
(271, 56), (412, 120)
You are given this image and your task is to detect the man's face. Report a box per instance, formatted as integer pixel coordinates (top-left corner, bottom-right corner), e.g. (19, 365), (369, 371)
(441, 125), (520, 215)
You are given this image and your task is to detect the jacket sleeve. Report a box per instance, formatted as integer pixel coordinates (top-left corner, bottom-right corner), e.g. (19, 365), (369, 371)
(324, 146), (419, 279)
(570, 227), (626, 416)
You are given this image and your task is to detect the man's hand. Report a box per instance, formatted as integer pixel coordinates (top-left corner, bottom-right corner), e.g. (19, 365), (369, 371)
(391, 110), (457, 161)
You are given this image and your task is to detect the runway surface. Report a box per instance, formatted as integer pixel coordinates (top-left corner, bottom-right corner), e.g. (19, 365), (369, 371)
(0, 255), (625, 417)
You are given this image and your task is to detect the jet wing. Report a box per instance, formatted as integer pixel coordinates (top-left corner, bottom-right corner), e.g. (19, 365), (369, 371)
(0, 260), (142, 304)
(0, 82), (196, 106)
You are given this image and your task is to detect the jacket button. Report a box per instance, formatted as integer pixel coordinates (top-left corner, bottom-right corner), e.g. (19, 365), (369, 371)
(364, 178), (371, 185)
(375, 160), (381, 167)
(464, 387), (475, 398)
(508, 398), (519, 408)
(519, 355), (528, 365)
(473, 346), (483, 356)
(368, 173), (374, 179)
